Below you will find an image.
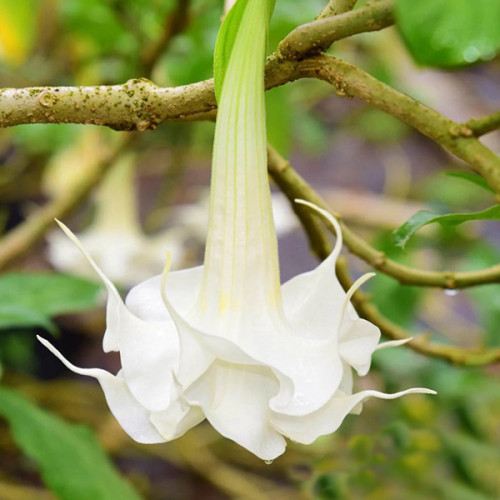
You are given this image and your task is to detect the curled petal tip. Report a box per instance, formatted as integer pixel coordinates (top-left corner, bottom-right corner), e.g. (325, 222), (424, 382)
(413, 388), (437, 395)
(36, 334), (48, 347)
(293, 199), (343, 258)
(54, 218), (71, 235)
(375, 338), (413, 351)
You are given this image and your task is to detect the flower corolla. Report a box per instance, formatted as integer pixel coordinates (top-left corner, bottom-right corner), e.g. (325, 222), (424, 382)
(39, 0), (434, 460)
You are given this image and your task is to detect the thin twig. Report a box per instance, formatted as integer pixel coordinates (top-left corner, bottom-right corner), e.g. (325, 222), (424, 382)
(335, 258), (500, 366)
(466, 111), (500, 137)
(267, 145), (500, 288)
(278, 0), (393, 59)
(317, 0), (358, 19)
(268, 146), (500, 366)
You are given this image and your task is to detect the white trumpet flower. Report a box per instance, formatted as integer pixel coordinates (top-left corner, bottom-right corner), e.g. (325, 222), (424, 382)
(39, 0), (434, 460)
(47, 154), (187, 288)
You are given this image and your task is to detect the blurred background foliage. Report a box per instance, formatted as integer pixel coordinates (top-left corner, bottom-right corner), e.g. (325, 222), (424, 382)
(0, 0), (500, 499)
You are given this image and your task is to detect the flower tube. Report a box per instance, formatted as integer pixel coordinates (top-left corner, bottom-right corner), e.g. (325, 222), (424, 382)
(39, 0), (434, 461)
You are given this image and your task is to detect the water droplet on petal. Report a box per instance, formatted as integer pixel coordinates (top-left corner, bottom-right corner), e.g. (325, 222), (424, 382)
(265, 460), (274, 465)
(444, 289), (459, 297)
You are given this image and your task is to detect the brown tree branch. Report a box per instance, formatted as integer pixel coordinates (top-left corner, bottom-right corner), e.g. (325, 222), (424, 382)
(278, 0), (393, 60)
(466, 110), (500, 137)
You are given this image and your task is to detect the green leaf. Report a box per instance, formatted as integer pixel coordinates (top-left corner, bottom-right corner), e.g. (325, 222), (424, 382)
(392, 206), (500, 249)
(0, 387), (142, 500)
(446, 171), (495, 194)
(0, 0), (39, 65)
(395, 0), (500, 67)
(0, 273), (102, 333)
(213, 0), (275, 102)
(313, 474), (348, 500)
(0, 305), (57, 334)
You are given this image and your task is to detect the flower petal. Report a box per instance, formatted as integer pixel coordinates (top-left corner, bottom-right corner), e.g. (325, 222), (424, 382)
(159, 262), (262, 388)
(126, 266), (204, 323)
(115, 308), (179, 412)
(56, 221), (179, 412)
(55, 220), (123, 353)
(281, 238), (346, 342)
(272, 386), (436, 445)
(375, 338), (413, 350)
(149, 395), (204, 441)
(185, 360), (287, 461)
(37, 336), (165, 444)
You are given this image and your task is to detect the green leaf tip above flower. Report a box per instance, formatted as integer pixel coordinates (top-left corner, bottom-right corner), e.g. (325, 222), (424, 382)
(39, 0), (435, 461)
(214, 0), (275, 102)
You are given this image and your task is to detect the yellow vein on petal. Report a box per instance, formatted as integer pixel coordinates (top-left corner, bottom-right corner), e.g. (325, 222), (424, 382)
(160, 250), (173, 311)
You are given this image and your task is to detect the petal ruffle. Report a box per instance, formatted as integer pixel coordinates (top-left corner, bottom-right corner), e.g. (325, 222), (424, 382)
(339, 317), (380, 376)
(149, 395), (204, 441)
(56, 221), (179, 412)
(184, 360), (287, 461)
(336, 273), (380, 375)
(281, 204), (348, 342)
(37, 337), (166, 444)
(126, 266), (204, 323)
(272, 386), (436, 445)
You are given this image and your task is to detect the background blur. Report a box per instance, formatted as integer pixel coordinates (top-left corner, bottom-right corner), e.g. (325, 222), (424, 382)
(1, 1), (500, 499)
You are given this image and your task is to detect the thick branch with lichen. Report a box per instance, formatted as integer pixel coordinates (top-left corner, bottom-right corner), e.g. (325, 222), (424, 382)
(0, 0), (389, 130)
(0, 79), (217, 131)
(297, 54), (500, 195)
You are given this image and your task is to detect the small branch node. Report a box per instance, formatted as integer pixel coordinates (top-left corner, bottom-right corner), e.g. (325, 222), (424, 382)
(38, 91), (57, 108)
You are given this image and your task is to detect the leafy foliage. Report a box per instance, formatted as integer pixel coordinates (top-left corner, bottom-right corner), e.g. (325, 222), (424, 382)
(392, 206), (500, 249)
(0, 387), (142, 500)
(445, 172), (495, 194)
(395, 0), (500, 67)
(0, 273), (102, 334)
